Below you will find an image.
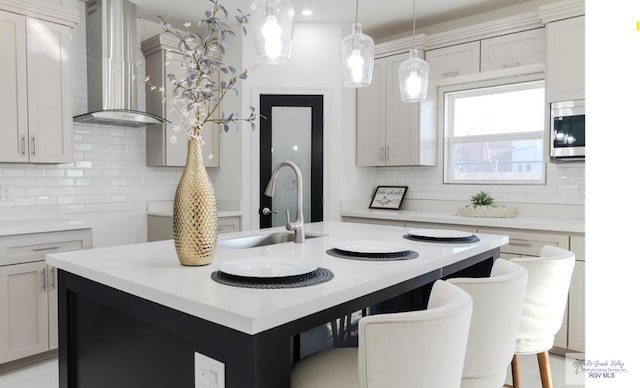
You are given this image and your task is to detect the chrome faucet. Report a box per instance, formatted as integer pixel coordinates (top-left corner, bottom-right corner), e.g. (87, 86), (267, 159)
(264, 160), (305, 243)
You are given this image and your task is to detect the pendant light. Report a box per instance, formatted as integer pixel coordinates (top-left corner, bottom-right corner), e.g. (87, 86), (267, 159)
(399, 0), (429, 102)
(250, 0), (295, 64)
(340, 0), (374, 87)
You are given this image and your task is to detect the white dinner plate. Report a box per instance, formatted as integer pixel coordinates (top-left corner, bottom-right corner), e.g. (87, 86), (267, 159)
(408, 229), (474, 239)
(334, 240), (410, 254)
(219, 257), (317, 278)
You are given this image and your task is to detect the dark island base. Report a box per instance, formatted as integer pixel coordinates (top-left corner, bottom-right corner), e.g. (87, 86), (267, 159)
(58, 248), (498, 388)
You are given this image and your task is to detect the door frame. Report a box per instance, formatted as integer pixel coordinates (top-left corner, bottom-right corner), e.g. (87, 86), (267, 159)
(248, 88), (329, 230)
(259, 94), (323, 229)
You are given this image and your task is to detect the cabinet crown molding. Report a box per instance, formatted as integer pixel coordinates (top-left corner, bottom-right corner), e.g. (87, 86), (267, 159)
(0, 0), (79, 27)
(375, 0), (584, 52)
(538, 0), (585, 24)
(374, 34), (428, 58)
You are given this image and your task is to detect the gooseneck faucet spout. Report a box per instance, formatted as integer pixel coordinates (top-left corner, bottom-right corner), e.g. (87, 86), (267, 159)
(264, 160), (305, 243)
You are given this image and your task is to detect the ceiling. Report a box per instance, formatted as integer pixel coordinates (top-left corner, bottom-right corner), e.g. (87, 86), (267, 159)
(133, 0), (534, 39)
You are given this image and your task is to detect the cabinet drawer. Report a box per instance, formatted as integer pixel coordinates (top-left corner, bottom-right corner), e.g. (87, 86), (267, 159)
(480, 28), (545, 71)
(477, 227), (569, 257)
(218, 217), (240, 234)
(0, 229), (92, 267)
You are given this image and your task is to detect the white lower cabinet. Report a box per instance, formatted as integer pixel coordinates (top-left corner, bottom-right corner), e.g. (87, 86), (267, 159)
(0, 229), (92, 364)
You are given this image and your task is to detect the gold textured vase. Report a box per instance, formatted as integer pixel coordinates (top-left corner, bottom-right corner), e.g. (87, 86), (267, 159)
(173, 138), (218, 266)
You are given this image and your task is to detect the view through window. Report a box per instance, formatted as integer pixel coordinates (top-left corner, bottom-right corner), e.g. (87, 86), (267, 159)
(444, 80), (545, 184)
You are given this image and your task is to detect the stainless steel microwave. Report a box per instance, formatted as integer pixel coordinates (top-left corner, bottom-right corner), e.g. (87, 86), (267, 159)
(550, 99), (585, 160)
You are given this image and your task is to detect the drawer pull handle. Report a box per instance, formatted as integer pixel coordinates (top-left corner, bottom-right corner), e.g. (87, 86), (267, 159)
(32, 246), (61, 252)
(50, 267), (56, 290)
(509, 239), (533, 247)
(502, 61), (522, 68)
(443, 71), (459, 77)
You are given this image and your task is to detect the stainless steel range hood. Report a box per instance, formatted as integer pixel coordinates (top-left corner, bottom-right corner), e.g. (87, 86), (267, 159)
(73, 0), (165, 127)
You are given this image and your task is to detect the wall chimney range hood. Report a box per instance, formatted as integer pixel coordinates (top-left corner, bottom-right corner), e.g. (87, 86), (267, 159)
(73, 0), (165, 127)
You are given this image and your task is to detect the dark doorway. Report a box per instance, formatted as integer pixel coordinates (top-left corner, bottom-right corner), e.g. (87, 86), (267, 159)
(259, 95), (323, 229)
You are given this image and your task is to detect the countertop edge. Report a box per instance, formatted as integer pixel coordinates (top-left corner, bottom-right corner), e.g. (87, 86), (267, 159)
(341, 209), (584, 234)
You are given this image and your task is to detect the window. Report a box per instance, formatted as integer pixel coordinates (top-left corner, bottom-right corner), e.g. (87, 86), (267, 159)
(443, 79), (545, 184)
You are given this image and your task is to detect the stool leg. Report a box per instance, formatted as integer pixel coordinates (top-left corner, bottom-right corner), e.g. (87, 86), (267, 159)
(537, 351), (553, 388)
(511, 354), (521, 388)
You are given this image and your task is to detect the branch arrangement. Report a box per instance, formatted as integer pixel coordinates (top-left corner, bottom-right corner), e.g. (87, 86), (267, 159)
(146, 0), (257, 147)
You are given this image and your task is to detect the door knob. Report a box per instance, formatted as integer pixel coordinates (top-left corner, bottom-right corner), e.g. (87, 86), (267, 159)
(261, 207), (278, 216)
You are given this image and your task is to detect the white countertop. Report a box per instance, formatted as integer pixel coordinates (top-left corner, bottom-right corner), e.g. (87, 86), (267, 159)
(46, 221), (507, 335)
(0, 218), (91, 237)
(342, 208), (584, 234)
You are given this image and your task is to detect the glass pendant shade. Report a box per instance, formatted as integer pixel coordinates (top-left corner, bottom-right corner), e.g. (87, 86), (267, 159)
(341, 23), (375, 87)
(249, 0), (295, 64)
(399, 49), (429, 102)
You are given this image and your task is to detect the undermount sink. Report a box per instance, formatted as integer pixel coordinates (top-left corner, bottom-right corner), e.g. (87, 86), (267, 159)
(218, 232), (326, 249)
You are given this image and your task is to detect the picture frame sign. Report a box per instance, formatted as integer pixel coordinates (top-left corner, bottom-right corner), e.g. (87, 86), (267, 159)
(369, 186), (408, 210)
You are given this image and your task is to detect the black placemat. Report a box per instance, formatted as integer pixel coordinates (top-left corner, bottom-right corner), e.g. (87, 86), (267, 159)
(402, 234), (480, 243)
(211, 267), (334, 289)
(326, 248), (419, 261)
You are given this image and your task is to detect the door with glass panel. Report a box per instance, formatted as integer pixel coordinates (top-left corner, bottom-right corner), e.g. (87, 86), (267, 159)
(259, 95), (323, 229)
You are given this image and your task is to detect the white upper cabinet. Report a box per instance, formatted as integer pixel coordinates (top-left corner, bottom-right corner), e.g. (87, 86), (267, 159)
(142, 34), (220, 168)
(0, 10), (28, 163)
(356, 45), (436, 167)
(425, 41), (480, 80)
(480, 28), (545, 71)
(0, 10), (73, 164)
(356, 59), (386, 166)
(546, 16), (585, 102)
(26, 18), (73, 163)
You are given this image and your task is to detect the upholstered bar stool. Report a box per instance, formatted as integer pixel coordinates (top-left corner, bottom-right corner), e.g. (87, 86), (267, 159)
(510, 245), (576, 388)
(447, 258), (528, 388)
(290, 280), (473, 388)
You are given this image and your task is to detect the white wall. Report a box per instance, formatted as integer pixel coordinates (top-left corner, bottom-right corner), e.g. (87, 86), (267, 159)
(240, 23), (375, 229)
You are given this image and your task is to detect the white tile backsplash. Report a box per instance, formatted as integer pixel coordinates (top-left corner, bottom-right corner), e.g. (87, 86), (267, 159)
(375, 162), (585, 206)
(0, 0), (184, 218)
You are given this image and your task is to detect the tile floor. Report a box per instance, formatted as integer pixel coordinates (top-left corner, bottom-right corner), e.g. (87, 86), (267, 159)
(0, 353), (583, 388)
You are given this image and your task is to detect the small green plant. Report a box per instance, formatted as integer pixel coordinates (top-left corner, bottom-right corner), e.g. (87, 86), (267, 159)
(470, 191), (495, 206)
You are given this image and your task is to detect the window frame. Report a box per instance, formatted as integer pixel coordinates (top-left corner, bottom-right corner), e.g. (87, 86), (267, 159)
(440, 74), (547, 185)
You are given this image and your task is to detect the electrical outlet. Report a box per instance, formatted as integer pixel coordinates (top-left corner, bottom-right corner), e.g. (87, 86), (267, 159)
(195, 352), (224, 388)
(0, 186), (12, 201)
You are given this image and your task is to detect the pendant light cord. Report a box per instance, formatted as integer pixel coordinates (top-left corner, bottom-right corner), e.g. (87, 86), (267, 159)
(411, 0), (416, 49)
(355, 0), (359, 23)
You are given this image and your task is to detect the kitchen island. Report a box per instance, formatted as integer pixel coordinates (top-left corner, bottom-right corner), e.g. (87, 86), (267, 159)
(46, 221), (507, 388)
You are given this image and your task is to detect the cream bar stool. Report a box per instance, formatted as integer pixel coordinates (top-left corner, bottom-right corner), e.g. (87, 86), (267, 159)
(290, 280), (473, 388)
(447, 259), (528, 388)
(510, 245), (576, 388)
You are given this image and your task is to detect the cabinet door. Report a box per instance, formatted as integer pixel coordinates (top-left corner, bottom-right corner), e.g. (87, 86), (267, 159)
(425, 41), (480, 80)
(0, 10), (28, 163)
(480, 28), (545, 71)
(546, 16), (585, 102)
(356, 59), (386, 166)
(47, 265), (58, 349)
(568, 260), (585, 352)
(0, 261), (49, 363)
(385, 52), (422, 166)
(25, 18), (72, 163)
